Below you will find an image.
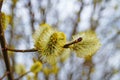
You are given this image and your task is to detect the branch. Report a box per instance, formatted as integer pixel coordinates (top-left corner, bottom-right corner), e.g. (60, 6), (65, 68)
(0, 0), (14, 80)
(71, 0), (84, 37)
(14, 71), (31, 80)
(0, 72), (9, 80)
(6, 37), (82, 52)
(28, 0), (35, 32)
(0, 1), (3, 12)
(6, 48), (37, 52)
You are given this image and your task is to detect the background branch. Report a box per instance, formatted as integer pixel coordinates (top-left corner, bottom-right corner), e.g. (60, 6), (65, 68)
(0, 0), (14, 80)
(0, 72), (9, 80)
(28, 0), (35, 32)
(14, 71), (31, 80)
(71, 0), (84, 37)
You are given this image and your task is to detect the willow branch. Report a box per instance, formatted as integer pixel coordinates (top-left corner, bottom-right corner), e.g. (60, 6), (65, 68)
(28, 0), (35, 32)
(6, 37), (82, 52)
(14, 71), (31, 80)
(0, 0), (3, 11)
(6, 48), (37, 52)
(0, 0), (14, 80)
(71, 0), (84, 37)
(0, 72), (9, 80)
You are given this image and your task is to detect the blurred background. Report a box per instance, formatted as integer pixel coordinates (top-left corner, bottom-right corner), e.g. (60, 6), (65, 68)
(0, 0), (120, 80)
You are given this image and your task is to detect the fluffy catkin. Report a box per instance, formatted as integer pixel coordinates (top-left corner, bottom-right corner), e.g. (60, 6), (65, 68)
(33, 24), (66, 64)
(71, 30), (101, 58)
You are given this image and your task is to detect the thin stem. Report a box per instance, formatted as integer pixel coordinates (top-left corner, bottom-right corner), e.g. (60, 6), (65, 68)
(28, 0), (35, 32)
(71, 0), (84, 38)
(6, 37), (82, 52)
(0, 72), (9, 80)
(14, 71), (31, 80)
(6, 48), (37, 52)
(0, 0), (14, 80)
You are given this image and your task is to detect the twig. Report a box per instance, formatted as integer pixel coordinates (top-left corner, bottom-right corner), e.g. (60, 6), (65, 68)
(39, 0), (47, 24)
(6, 48), (37, 52)
(63, 37), (82, 48)
(0, 72), (9, 80)
(90, 0), (106, 30)
(28, 0), (35, 32)
(6, 37), (82, 52)
(0, 0), (3, 11)
(14, 71), (31, 80)
(40, 8), (46, 24)
(71, 0), (84, 37)
(0, 0), (14, 80)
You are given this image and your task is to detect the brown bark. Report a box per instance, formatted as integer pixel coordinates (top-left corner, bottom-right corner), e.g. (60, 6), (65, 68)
(0, 1), (14, 80)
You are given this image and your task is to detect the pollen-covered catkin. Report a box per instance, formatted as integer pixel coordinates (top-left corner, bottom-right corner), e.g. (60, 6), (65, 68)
(33, 24), (55, 52)
(33, 24), (66, 64)
(70, 30), (101, 58)
(41, 32), (66, 64)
